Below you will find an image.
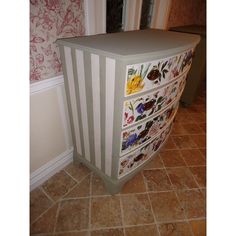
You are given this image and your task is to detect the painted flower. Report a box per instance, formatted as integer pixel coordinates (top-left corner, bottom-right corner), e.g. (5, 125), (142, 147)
(127, 115), (134, 124)
(124, 112), (128, 120)
(126, 134), (138, 147)
(126, 75), (144, 95)
(172, 67), (179, 77)
(136, 103), (145, 114)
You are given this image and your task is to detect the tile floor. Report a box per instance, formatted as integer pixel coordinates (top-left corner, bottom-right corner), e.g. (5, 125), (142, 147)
(30, 89), (206, 236)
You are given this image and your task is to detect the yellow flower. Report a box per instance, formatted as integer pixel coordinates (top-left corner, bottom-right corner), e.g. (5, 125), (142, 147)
(126, 75), (144, 95)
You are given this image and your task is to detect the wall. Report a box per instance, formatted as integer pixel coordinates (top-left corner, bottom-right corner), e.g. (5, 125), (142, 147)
(30, 0), (85, 189)
(167, 0), (206, 28)
(30, 0), (85, 81)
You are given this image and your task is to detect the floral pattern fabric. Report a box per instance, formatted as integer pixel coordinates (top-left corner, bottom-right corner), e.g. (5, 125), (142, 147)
(125, 48), (193, 96)
(121, 101), (178, 155)
(30, 0), (85, 81)
(123, 72), (187, 128)
(118, 123), (172, 178)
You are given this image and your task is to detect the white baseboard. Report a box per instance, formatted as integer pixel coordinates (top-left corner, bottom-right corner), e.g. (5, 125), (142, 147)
(30, 147), (74, 191)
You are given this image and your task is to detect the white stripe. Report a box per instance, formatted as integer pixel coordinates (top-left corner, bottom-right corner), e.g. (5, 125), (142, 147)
(75, 50), (91, 161)
(91, 54), (102, 169)
(64, 47), (82, 155)
(105, 58), (116, 176)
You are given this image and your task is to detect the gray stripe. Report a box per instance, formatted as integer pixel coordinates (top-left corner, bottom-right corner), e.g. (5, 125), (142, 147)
(83, 51), (95, 165)
(99, 55), (106, 173)
(71, 48), (85, 159)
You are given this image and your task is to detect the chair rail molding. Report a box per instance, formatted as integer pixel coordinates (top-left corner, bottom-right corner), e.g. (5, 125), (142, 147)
(30, 75), (64, 95)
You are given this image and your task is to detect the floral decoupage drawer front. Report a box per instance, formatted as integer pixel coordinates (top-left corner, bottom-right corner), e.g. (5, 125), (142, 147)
(125, 48), (194, 97)
(118, 123), (172, 178)
(120, 100), (178, 155)
(123, 72), (187, 128)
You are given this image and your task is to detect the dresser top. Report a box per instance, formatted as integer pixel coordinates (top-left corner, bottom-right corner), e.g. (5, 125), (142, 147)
(57, 29), (200, 59)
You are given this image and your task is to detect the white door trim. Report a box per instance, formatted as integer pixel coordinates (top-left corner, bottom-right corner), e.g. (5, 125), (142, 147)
(124, 0), (143, 31)
(150, 0), (172, 30)
(84, 0), (106, 35)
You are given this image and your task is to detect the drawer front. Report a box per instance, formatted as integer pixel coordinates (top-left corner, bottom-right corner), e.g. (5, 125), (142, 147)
(123, 72), (187, 128)
(120, 100), (178, 156)
(118, 123), (172, 178)
(125, 48), (194, 97)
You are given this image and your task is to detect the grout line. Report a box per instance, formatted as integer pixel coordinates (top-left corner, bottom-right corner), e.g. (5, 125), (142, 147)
(59, 172), (91, 200)
(39, 186), (55, 203)
(141, 170), (161, 236)
(119, 194), (126, 236)
(30, 201), (58, 226)
(160, 155), (194, 231)
(53, 201), (61, 234)
(63, 168), (91, 185)
(88, 173), (92, 232)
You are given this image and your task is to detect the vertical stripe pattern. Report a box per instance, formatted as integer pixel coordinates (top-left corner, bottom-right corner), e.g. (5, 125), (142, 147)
(91, 54), (102, 169)
(105, 58), (116, 176)
(75, 50), (91, 161)
(64, 47), (82, 155)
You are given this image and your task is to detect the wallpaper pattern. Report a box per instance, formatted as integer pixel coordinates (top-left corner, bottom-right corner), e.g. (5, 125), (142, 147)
(168, 0), (206, 28)
(30, 0), (85, 81)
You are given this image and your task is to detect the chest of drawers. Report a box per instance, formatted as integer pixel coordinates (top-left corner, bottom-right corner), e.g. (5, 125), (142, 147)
(57, 29), (200, 194)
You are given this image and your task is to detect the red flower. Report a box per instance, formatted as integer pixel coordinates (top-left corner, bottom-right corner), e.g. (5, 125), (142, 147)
(127, 116), (134, 124)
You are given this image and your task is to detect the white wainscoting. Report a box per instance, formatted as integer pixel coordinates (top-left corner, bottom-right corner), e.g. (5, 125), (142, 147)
(30, 76), (73, 191)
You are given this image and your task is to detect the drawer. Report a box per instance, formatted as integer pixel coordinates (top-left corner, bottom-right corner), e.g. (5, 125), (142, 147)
(120, 100), (178, 156)
(125, 48), (194, 97)
(122, 71), (187, 128)
(118, 123), (172, 178)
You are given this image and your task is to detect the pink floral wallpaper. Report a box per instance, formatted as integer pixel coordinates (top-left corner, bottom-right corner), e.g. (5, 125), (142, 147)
(30, 0), (85, 81)
(167, 0), (206, 28)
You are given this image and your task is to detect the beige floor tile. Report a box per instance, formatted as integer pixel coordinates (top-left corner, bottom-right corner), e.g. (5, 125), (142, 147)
(42, 170), (77, 201)
(158, 221), (193, 236)
(189, 113), (206, 123)
(121, 194), (154, 226)
(161, 136), (177, 150)
(63, 174), (91, 199)
(91, 173), (109, 196)
(91, 196), (122, 229)
(199, 148), (206, 159)
(125, 224), (159, 236)
(143, 169), (172, 191)
(160, 150), (186, 167)
(190, 219), (206, 236)
(180, 149), (205, 166)
(174, 112), (195, 124)
(64, 163), (91, 182)
(181, 123), (204, 134)
(189, 166), (206, 187)
(121, 173), (146, 194)
(191, 135), (206, 148)
(177, 189), (206, 218)
(166, 167), (198, 190)
(149, 191), (185, 222)
(54, 231), (89, 236)
(30, 203), (59, 234)
(144, 154), (164, 169)
(56, 199), (89, 232)
(171, 123), (187, 135)
(172, 135), (197, 149)
(91, 228), (124, 236)
(30, 187), (53, 223)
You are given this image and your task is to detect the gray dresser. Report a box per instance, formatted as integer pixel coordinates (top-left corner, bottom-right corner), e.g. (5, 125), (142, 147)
(57, 29), (200, 194)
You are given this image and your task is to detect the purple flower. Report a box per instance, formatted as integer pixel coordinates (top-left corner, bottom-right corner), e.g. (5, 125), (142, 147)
(136, 103), (145, 114)
(127, 134), (138, 146)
